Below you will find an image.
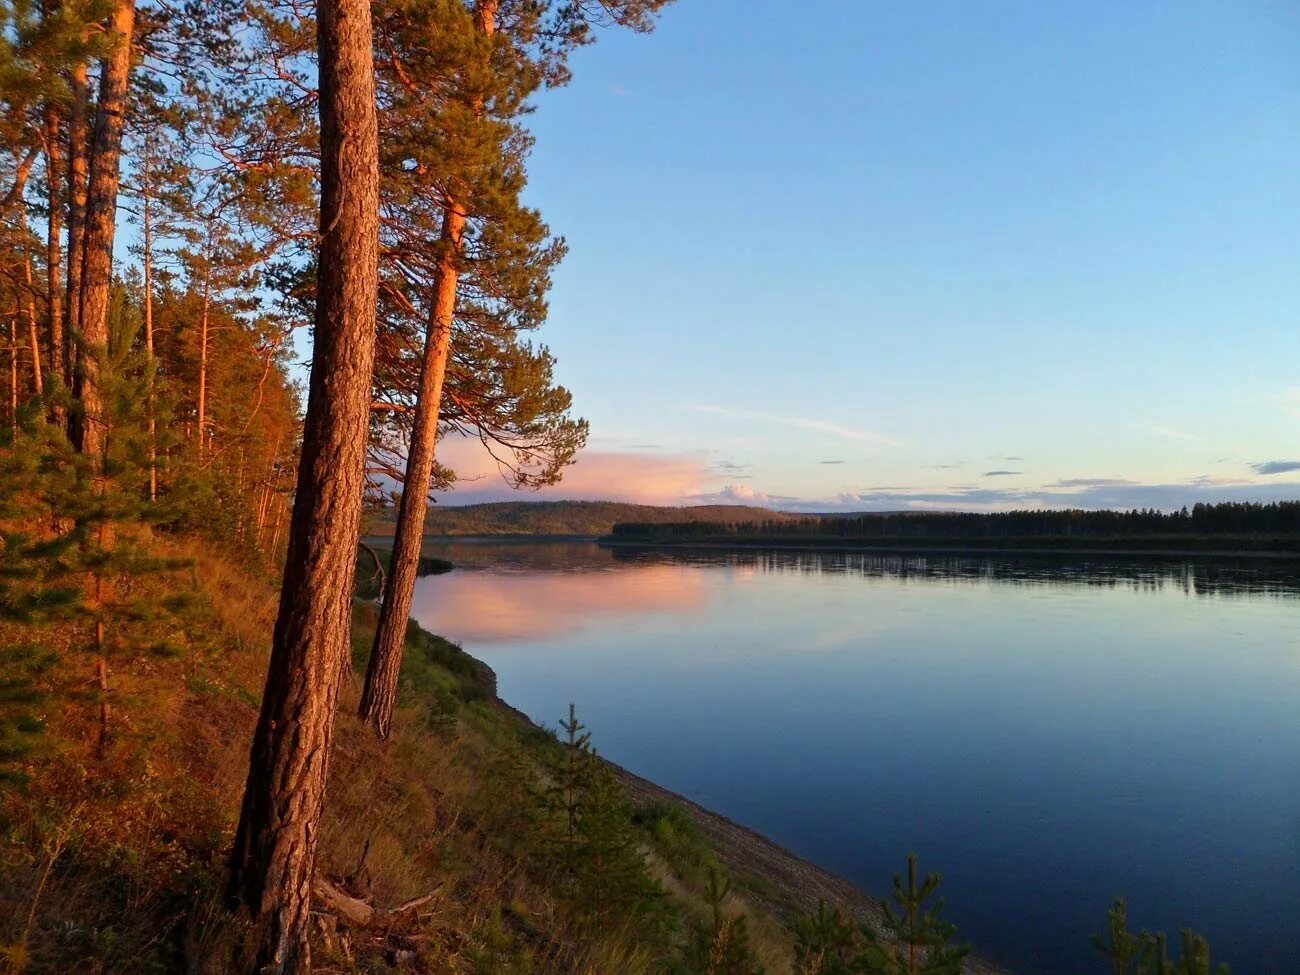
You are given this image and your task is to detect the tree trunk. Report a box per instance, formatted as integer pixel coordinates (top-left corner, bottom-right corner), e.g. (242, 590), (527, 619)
(10, 162), (44, 402)
(358, 0), (497, 740)
(24, 252), (43, 398)
(75, 0), (135, 463)
(8, 316), (16, 432)
(225, 0), (380, 965)
(196, 240), (211, 454)
(43, 94), (65, 412)
(65, 57), (88, 439)
(142, 135), (157, 500)
(358, 209), (461, 738)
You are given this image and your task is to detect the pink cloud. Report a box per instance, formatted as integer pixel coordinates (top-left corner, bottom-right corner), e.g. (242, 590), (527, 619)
(434, 435), (711, 506)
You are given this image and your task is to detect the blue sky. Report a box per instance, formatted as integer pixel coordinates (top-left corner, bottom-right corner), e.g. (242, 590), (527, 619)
(453, 1), (1300, 510)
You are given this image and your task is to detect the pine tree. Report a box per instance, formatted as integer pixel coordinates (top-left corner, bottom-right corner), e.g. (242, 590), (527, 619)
(858, 854), (968, 975)
(1093, 902), (1229, 975)
(548, 701), (595, 865)
(1095, 898), (1146, 975)
(792, 900), (858, 975)
(679, 867), (763, 975)
(224, 0), (381, 967)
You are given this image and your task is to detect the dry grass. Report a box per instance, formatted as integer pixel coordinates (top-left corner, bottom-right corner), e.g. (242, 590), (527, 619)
(0, 534), (833, 975)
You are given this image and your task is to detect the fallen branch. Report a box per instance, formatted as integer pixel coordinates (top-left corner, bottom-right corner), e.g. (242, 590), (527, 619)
(313, 877), (442, 929)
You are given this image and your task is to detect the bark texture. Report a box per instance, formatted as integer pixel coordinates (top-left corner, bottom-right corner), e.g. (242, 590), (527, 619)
(358, 0), (498, 739)
(225, 0), (380, 967)
(358, 208), (461, 738)
(75, 0), (135, 462)
(65, 59), (88, 413)
(44, 98), (65, 398)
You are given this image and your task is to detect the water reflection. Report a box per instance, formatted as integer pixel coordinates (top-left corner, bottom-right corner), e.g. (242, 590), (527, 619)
(408, 559), (706, 643)
(608, 546), (1300, 599)
(414, 535), (1300, 600)
(408, 540), (1300, 975)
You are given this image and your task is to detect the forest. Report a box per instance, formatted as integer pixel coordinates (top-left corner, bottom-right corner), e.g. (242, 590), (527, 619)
(608, 501), (1300, 548)
(0, 0), (1243, 971)
(368, 500), (801, 538)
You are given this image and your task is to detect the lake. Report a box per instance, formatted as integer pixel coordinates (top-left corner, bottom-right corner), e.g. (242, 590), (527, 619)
(407, 539), (1300, 974)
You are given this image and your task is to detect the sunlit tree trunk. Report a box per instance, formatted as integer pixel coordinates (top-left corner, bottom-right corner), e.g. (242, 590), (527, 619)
(225, 0), (380, 965)
(197, 280), (210, 453)
(43, 89), (66, 414)
(141, 133), (157, 500)
(23, 252), (42, 397)
(65, 58), (88, 427)
(75, 0), (135, 463)
(358, 207), (461, 737)
(359, 0), (497, 740)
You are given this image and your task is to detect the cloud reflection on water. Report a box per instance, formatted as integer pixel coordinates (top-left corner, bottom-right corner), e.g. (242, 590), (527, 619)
(409, 562), (707, 644)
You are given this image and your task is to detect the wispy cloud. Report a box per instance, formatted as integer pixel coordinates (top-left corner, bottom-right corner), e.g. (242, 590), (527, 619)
(686, 405), (906, 447)
(983, 470), (1021, 477)
(833, 480), (1300, 513)
(1048, 478), (1136, 488)
(707, 459), (751, 473)
(820, 460), (844, 465)
(689, 484), (800, 506)
(1147, 425), (1204, 442)
(1251, 460), (1300, 475)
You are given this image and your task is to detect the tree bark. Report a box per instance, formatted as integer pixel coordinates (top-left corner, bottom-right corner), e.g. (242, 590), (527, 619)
(196, 230), (212, 454)
(358, 208), (461, 738)
(225, 0), (380, 966)
(65, 57), (88, 434)
(43, 93), (66, 409)
(141, 133), (156, 500)
(358, 0), (497, 740)
(74, 0), (135, 463)
(24, 252), (43, 397)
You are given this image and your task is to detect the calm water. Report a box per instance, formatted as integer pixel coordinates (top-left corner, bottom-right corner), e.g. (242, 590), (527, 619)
(408, 540), (1300, 975)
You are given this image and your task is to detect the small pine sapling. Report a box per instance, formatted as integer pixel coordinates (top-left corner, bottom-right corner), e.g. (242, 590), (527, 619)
(1095, 898), (1147, 975)
(859, 854), (969, 975)
(792, 900), (859, 975)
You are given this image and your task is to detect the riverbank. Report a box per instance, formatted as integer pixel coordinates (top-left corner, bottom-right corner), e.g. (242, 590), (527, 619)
(488, 675), (1011, 975)
(600, 535), (1300, 560)
(0, 534), (1004, 973)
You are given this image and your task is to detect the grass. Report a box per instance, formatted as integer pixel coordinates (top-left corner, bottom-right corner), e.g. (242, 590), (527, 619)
(0, 533), (805, 974)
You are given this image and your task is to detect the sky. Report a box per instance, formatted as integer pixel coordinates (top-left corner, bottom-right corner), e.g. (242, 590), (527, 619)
(440, 1), (1300, 511)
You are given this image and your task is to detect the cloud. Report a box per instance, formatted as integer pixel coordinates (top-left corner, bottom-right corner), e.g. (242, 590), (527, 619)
(686, 405), (905, 447)
(928, 463), (963, 469)
(1047, 478), (1137, 488)
(988, 455), (1023, 461)
(983, 470), (1021, 477)
(839, 480), (1300, 513)
(689, 484), (800, 506)
(1251, 460), (1300, 475)
(1148, 425), (1204, 442)
(707, 459), (752, 474)
(819, 460), (844, 465)
(434, 435), (711, 506)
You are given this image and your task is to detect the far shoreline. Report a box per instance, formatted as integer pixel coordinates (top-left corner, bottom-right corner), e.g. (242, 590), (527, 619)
(598, 537), (1300, 561)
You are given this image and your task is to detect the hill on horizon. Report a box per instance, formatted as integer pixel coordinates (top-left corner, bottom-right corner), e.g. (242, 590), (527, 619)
(367, 499), (801, 537)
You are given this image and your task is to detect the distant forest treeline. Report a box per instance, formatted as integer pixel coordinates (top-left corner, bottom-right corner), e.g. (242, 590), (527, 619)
(368, 500), (799, 537)
(610, 501), (1300, 543)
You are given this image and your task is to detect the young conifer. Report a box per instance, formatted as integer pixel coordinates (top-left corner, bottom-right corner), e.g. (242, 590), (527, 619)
(858, 854), (968, 975)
